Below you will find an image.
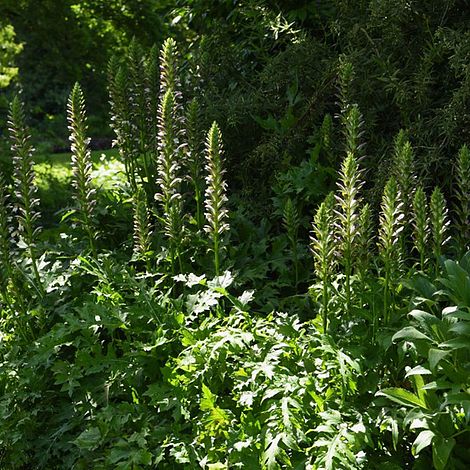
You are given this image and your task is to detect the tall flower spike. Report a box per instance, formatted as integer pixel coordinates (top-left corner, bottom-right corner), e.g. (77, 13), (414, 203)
(394, 131), (416, 262)
(159, 38), (179, 96)
(337, 56), (354, 118)
(67, 83), (97, 255)
(430, 186), (449, 273)
(378, 177), (404, 323)
(204, 122), (229, 276)
(155, 88), (183, 271)
(343, 104), (365, 157)
(394, 131), (415, 220)
(0, 171), (12, 291)
(108, 57), (137, 188)
(145, 44), (160, 160)
(335, 149), (364, 318)
(320, 113), (334, 163)
(186, 98), (205, 230)
(412, 185), (428, 272)
(156, 89), (182, 213)
(455, 145), (470, 255)
(127, 38), (153, 185)
(357, 202), (374, 279)
(8, 95), (42, 291)
(158, 38), (184, 150)
(311, 192), (335, 333)
(133, 186), (152, 262)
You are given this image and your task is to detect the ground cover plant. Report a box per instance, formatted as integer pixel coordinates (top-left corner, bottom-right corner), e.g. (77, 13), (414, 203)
(0, 36), (469, 470)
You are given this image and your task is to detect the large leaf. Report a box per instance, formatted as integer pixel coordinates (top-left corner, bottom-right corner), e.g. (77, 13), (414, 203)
(405, 366), (431, 377)
(448, 322), (470, 336)
(432, 435), (455, 470)
(412, 430), (435, 456)
(263, 433), (283, 469)
(376, 388), (426, 408)
(442, 306), (470, 321)
(428, 348), (451, 371)
(443, 259), (470, 305)
(392, 326), (432, 343)
(408, 310), (440, 328)
(439, 337), (470, 350)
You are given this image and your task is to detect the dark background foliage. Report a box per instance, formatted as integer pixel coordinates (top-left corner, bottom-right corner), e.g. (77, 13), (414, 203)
(1, 0), (470, 200)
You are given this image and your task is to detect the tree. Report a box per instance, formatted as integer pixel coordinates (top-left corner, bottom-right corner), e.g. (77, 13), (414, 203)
(0, 21), (22, 89)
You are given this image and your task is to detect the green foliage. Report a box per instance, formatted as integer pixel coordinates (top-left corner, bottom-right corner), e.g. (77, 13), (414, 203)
(1, 0), (167, 147)
(379, 254), (470, 470)
(0, 22), (22, 88)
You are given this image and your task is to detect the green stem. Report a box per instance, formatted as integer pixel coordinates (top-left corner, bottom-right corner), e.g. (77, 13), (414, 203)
(293, 244), (299, 289)
(384, 265), (390, 325)
(322, 275), (329, 333)
(214, 236), (220, 277)
(177, 246), (183, 274)
(195, 186), (203, 231)
(451, 428), (469, 439)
